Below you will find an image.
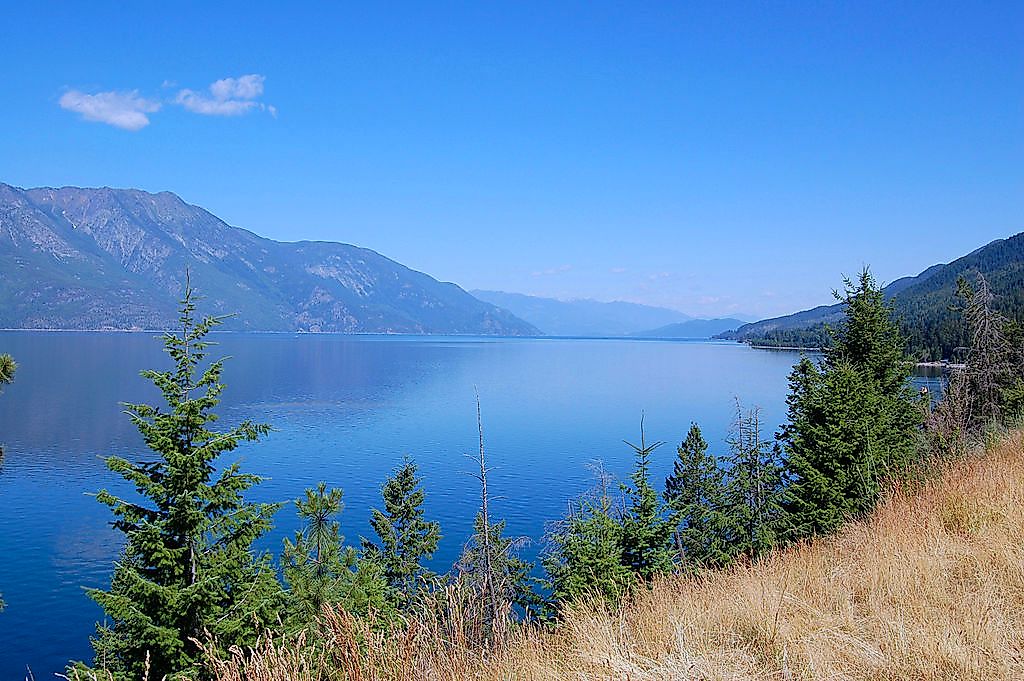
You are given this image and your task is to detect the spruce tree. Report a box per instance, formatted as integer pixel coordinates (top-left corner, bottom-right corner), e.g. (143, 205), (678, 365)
(780, 269), (923, 540)
(834, 269), (922, 475)
(361, 457), (442, 609)
(663, 423), (730, 571)
(543, 465), (632, 608)
(619, 423), (674, 580)
(779, 360), (876, 537)
(85, 283), (282, 680)
(282, 482), (391, 628)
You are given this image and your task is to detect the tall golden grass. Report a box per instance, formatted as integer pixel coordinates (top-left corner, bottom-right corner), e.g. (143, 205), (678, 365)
(197, 430), (1024, 679)
(101, 429), (1024, 680)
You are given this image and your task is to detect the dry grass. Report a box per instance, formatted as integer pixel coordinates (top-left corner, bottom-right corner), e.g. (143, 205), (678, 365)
(204, 430), (1024, 680)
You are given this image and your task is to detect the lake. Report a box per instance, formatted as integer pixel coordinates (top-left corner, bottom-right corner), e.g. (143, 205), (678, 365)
(0, 332), (807, 677)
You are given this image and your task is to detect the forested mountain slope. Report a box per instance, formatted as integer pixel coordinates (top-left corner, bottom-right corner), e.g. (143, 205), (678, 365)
(720, 232), (1024, 359)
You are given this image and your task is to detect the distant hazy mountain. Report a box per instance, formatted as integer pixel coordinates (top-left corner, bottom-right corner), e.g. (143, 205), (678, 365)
(470, 290), (693, 337)
(631, 318), (745, 339)
(0, 183), (538, 334)
(720, 232), (1024, 360)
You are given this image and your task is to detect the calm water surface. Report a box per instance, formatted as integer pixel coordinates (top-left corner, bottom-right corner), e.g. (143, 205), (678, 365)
(0, 332), (805, 678)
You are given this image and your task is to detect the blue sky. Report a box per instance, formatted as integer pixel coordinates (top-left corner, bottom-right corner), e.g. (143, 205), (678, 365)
(1, 2), (1021, 319)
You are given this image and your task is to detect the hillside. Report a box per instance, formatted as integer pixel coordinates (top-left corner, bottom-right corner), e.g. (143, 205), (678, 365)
(631, 317), (744, 339)
(0, 183), (538, 335)
(720, 232), (1024, 359)
(198, 430), (1024, 679)
(470, 290), (692, 336)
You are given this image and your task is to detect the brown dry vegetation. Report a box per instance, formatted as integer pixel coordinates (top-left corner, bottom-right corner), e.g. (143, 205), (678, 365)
(73, 430), (1024, 681)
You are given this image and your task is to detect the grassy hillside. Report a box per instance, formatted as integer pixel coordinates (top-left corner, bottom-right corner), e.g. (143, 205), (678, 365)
(171, 429), (1024, 681)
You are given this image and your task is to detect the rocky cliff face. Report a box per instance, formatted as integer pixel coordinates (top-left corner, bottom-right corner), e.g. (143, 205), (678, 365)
(0, 183), (538, 334)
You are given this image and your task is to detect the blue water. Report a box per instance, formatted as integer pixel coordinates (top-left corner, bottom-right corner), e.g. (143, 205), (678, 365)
(0, 332), (803, 678)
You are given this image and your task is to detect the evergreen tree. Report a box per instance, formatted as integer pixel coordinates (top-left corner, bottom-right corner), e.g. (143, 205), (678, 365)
(780, 269), (923, 540)
(779, 360), (877, 537)
(85, 282), (282, 680)
(0, 353), (14, 392)
(722, 404), (784, 560)
(828, 268), (923, 475)
(282, 483), (392, 628)
(663, 423), (730, 571)
(457, 512), (538, 615)
(619, 422), (674, 580)
(361, 457), (441, 609)
(543, 464), (632, 608)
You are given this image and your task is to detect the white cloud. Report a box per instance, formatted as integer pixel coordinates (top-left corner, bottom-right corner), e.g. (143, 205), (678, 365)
(175, 74), (273, 117)
(210, 74), (264, 100)
(59, 90), (160, 131)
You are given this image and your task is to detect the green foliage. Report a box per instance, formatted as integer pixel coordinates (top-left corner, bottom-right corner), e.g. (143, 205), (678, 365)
(619, 425), (675, 580)
(282, 482), (393, 628)
(779, 358), (880, 536)
(543, 466), (633, 609)
(84, 283), (282, 681)
(721, 405), (784, 560)
(780, 269), (923, 540)
(663, 423), (731, 571)
(458, 511), (541, 617)
(361, 457), (442, 610)
(0, 353), (14, 390)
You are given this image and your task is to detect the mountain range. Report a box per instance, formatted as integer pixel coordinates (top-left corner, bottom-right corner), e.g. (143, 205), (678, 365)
(0, 183), (538, 334)
(471, 290), (714, 337)
(720, 232), (1024, 360)
(631, 318), (745, 339)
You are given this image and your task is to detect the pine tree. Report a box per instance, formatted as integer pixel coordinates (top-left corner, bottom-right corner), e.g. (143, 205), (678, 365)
(543, 464), (633, 608)
(361, 457), (441, 609)
(663, 423), (730, 571)
(619, 422), (674, 580)
(84, 282), (282, 680)
(282, 482), (392, 628)
(722, 404), (783, 560)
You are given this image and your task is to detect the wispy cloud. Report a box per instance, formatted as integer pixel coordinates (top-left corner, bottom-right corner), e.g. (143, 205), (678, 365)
(531, 264), (573, 277)
(59, 90), (161, 131)
(175, 74), (274, 116)
(60, 74), (275, 130)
